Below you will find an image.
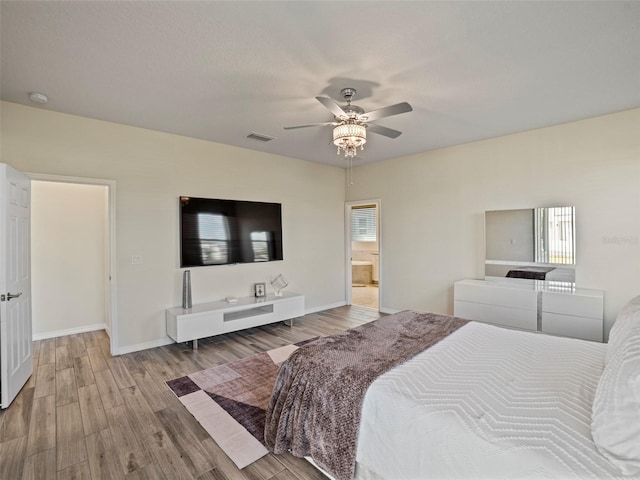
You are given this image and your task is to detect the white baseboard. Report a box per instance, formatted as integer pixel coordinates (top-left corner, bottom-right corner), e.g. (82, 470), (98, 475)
(379, 307), (402, 315)
(33, 323), (107, 341)
(116, 336), (175, 356)
(307, 302), (399, 315)
(305, 301), (346, 314)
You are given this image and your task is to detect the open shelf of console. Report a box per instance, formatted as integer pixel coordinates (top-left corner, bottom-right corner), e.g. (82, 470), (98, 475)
(166, 291), (305, 349)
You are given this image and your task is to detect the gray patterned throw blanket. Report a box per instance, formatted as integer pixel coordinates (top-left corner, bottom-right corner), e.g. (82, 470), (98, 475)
(264, 310), (469, 480)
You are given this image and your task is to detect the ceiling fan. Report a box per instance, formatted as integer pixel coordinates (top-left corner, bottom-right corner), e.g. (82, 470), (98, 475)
(284, 87), (413, 158)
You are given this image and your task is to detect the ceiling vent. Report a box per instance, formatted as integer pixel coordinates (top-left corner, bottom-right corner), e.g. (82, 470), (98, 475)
(247, 132), (276, 142)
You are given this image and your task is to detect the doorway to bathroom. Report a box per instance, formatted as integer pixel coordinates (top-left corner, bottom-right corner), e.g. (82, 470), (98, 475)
(346, 200), (380, 310)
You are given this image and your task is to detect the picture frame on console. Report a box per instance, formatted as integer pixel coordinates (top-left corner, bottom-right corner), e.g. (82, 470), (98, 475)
(254, 282), (266, 297)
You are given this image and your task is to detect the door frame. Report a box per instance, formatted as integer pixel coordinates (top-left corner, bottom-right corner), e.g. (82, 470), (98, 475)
(345, 199), (381, 310)
(29, 173), (118, 355)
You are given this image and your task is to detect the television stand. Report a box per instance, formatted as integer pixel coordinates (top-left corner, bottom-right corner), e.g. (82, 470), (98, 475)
(166, 292), (305, 349)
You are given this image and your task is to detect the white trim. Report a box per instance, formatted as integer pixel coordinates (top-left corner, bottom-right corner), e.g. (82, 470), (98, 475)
(485, 259), (576, 269)
(27, 173), (118, 356)
(380, 307), (401, 315)
(33, 323), (107, 341)
(305, 301), (347, 315)
(345, 199), (382, 311)
(345, 204), (353, 304)
(117, 336), (176, 355)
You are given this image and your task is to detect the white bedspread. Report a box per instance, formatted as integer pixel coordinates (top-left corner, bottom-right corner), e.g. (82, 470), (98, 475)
(355, 322), (627, 479)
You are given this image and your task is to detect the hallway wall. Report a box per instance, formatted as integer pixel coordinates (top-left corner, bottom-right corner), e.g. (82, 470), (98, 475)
(31, 181), (108, 338)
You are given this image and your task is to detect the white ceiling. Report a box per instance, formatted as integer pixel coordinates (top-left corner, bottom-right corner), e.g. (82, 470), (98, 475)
(1, 1), (639, 168)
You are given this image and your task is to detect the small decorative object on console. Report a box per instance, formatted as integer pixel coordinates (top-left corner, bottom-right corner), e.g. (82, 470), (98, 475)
(182, 270), (192, 309)
(254, 282), (266, 297)
(271, 274), (289, 297)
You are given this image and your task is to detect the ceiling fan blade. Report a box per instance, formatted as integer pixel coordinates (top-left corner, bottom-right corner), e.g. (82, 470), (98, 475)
(316, 96), (348, 119)
(367, 123), (402, 139)
(362, 102), (413, 122)
(284, 122), (337, 130)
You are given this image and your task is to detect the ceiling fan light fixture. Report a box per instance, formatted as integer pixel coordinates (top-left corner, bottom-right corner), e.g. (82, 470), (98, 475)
(333, 122), (366, 158)
(285, 86), (412, 160)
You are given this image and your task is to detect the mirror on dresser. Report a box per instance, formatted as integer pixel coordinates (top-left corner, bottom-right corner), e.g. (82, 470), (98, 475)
(484, 206), (576, 284)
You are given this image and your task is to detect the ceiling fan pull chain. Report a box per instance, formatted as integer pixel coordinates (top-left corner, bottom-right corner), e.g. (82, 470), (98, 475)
(349, 157), (354, 186)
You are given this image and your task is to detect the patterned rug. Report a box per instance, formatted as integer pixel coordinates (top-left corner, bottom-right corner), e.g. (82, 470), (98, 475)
(166, 339), (316, 469)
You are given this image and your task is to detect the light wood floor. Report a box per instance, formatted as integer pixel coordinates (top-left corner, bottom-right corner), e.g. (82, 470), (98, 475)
(351, 285), (378, 310)
(0, 305), (383, 480)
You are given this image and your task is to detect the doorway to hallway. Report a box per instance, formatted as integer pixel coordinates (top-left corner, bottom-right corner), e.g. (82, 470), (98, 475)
(30, 174), (118, 355)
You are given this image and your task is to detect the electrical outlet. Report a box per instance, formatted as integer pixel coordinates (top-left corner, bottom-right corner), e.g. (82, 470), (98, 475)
(131, 255), (142, 265)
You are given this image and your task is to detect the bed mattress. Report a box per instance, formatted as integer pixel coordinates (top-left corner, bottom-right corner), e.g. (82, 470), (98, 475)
(355, 322), (625, 479)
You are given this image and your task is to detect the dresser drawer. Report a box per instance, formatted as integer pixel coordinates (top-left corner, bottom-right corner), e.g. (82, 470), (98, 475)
(541, 312), (603, 342)
(454, 282), (537, 310)
(541, 291), (603, 319)
(454, 300), (538, 331)
(167, 311), (224, 342)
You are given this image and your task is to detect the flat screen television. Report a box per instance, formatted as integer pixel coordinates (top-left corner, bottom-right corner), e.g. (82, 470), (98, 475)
(180, 196), (283, 267)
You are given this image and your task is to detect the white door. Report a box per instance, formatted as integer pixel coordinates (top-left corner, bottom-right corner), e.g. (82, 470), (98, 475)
(0, 164), (32, 409)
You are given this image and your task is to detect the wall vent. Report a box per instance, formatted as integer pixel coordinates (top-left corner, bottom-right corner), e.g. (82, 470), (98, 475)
(247, 132), (276, 142)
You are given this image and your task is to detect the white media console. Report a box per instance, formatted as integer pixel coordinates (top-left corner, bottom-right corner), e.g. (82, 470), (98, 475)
(166, 292), (305, 349)
(454, 279), (604, 342)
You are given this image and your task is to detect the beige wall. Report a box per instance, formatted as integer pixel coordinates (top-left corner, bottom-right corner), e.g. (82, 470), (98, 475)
(347, 108), (640, 339)
(4, 101), (639, 347)
(1, 101), (346, 352)
(31, 181), (108, 337)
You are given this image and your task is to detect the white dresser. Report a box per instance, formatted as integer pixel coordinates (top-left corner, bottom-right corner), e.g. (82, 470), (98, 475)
(454, 279), (603, 342)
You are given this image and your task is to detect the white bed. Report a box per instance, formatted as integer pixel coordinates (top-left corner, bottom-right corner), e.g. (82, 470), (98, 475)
(355, 322), (618, 479)
(352, 296), (640, 480)
(172, 295), (638, 478)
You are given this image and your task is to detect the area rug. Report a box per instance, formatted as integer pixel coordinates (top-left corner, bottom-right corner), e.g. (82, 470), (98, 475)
(166, 338), (316, 469)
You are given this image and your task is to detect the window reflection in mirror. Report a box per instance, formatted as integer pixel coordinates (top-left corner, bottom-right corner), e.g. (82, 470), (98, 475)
(534, 206), (575, 264)
(485, 207), (575, 284)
